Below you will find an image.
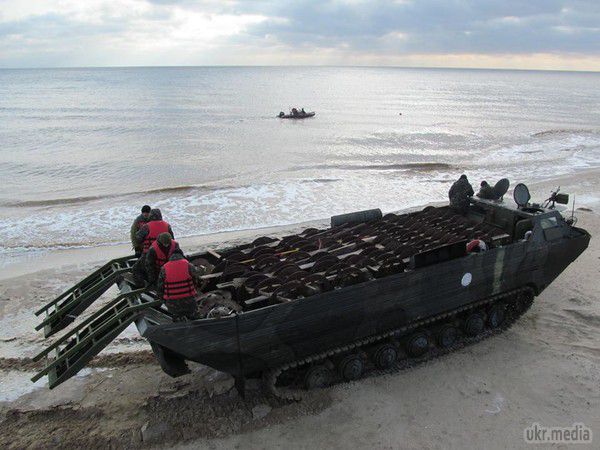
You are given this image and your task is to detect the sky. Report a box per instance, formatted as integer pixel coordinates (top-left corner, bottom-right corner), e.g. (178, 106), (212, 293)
(0, 0), (599, 70)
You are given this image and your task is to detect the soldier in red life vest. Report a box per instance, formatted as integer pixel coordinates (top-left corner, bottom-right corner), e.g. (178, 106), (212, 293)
(157, 250), (202, 320)
(135, 208), (175, 255)
(144, 233), (182, 286)
(132, 209), (175, 287)
(130, 205), (151, 257)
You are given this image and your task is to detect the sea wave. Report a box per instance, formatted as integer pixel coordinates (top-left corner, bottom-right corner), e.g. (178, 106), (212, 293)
(0, 178), (348, 208)
(288, 162), (455, 172)
(340, 131), (479, 149)
(531, 129), (598, 138)
(300, 178), (341, 184)
(0, 241), (125, 251)
(0, 184), (227, 208)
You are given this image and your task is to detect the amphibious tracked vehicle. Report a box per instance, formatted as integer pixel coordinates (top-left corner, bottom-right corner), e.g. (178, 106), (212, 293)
(32, 183), (590, 398)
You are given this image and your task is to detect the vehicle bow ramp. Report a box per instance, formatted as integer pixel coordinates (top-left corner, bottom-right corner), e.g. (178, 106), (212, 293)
(35, 255), (138, 337)
(31, 287), (167, 389)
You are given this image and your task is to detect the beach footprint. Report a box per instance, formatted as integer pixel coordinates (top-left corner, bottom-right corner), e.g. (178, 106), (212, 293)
(485, 393), (505, 415)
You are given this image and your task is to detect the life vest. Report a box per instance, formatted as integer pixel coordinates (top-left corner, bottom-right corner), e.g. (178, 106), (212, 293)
(151, 240), (177, 269)
(163, 259), (197, 300)
(466, 239), (487, 253)
(142, 220), (170, 253)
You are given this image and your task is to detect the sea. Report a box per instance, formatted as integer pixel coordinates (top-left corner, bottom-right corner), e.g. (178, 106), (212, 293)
(1, 66), (599, 265)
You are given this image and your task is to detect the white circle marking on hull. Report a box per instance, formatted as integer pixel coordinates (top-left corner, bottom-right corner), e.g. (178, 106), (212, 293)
(461, 272), (472, 287)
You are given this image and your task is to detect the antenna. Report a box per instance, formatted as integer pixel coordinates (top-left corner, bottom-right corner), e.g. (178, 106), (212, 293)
(566, 194), (578, 226)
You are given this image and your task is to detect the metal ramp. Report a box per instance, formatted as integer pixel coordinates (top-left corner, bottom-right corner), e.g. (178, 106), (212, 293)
(31, 288), (165, 389)
(35, 255), (138, 337)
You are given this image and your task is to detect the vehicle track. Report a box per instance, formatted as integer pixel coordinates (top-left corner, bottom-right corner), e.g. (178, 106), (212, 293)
(264, 286), (534, 400)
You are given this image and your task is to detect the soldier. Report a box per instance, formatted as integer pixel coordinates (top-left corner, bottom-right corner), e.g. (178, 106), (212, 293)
(130, 205), (151, 257)
(144, 233), (183, 285)
(135, 208), (174, 255)
(477, 181), (496, 200)
(144, 233), (181, 286)
(132, 209), (175, 287)
(448, 174), (474, 215)
(157, 250), (202, 320)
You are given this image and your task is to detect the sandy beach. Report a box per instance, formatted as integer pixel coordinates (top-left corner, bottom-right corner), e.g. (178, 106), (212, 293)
(0, 171), (598, 449)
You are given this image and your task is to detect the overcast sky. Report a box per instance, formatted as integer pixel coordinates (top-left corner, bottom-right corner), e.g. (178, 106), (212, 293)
(1, 0), (599, 70)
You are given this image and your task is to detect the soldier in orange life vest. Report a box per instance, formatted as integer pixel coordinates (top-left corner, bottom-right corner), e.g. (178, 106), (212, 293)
(144, 232), (182, 286)
(157, 250), (202, 320)
(135, 208), (175, 255)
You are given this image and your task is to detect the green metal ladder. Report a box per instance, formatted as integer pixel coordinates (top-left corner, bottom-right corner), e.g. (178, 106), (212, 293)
(32, 288), (166, 389)
(35, 255), (138, 337)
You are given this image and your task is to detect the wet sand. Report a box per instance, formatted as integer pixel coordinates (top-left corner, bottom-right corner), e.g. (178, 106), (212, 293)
(1, 171), (599, 449)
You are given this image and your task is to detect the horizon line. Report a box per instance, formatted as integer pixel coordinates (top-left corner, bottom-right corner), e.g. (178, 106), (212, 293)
(1, 64), (599, 74)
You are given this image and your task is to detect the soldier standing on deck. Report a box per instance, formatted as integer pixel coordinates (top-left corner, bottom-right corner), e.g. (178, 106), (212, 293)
(448, 174), (474, 215)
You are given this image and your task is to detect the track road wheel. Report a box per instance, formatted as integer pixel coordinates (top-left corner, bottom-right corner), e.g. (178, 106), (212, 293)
(488, 304), (506, 328)
(338, 354), (364, 381)
(437, 324), (458, 348)
(407, 332), (430, 357)
(514, 290), (534, 313)
(372, 343), (398, 369)
(464, 312), (485, 336)
(304, 365), (333, 390)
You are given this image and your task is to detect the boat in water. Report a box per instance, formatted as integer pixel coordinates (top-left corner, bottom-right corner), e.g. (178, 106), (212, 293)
(32, 183), (590, 398)
(278, 108), (315, 119)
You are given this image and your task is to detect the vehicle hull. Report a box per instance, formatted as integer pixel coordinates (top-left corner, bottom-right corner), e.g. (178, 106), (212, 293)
(142, 229), (590, 377)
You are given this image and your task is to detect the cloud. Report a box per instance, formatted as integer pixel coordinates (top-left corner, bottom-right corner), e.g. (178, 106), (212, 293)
(0, 0), (599, 69)
(238, 0), (600, 54)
